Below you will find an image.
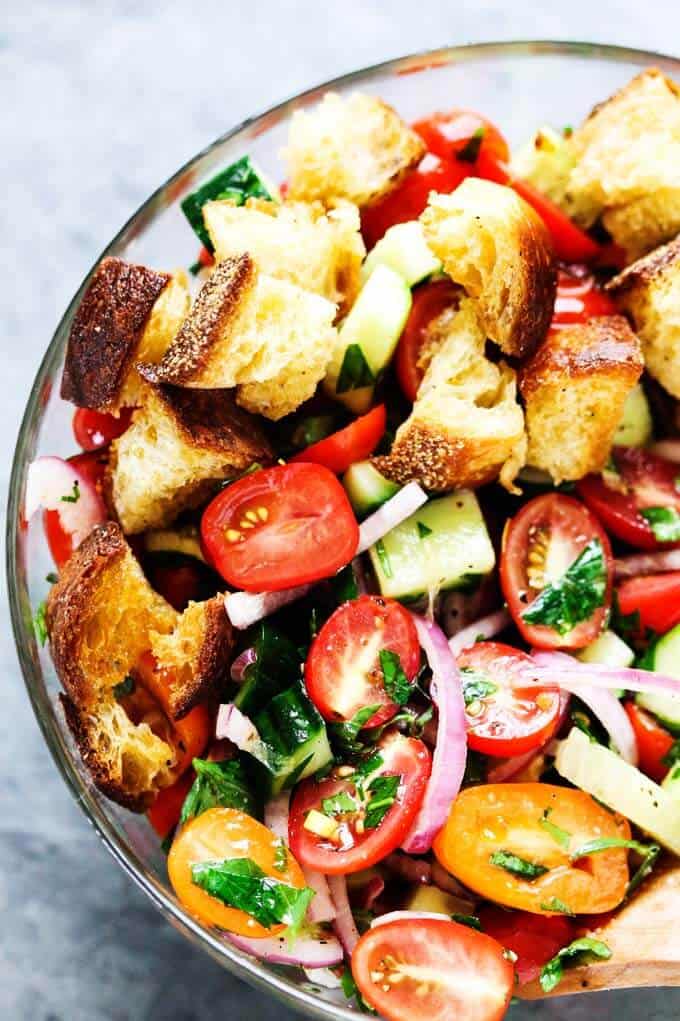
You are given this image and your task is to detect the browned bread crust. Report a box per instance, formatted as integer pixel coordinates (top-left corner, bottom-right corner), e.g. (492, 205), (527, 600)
(62, 257), (170, 410)
(153, 382), (272, 460)
(606, 235), (680, 297)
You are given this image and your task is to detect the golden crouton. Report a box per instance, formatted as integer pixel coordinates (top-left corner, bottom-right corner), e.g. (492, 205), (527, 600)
(520, 316), (644, 483)
(47, 522), (232, 810)
(420, 179), (556, 359)
(203, 197), (365, 316)
(284, 92), (425, 207)
(606, 236), (680, 399)
(374, 298), (526, 491)
(566, 69), (680, 257)
(61, 257), (189, 413)
(138, 253), (338, 420)
(107, 382), (272, 534)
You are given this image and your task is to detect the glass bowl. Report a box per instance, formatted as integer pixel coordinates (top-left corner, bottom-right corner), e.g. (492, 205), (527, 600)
(8, 40), (680, 1021)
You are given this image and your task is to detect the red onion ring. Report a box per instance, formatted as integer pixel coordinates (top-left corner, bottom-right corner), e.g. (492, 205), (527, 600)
(230, 647), (256, 683)
(264, 793), (336, 925)
(356, 482), (427, 553)
(615, 549), (680, 579)
(530, 649), (680, 700)
(448, 609), (512, 657)
(327, 875), (360, 956)
(228, 930), (343, 968)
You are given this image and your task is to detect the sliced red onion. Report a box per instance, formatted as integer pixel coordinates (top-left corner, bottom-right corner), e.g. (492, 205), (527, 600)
(216, 703), (259, 746)
(402, 615), (467, 854)
(225, 585), (312, 630)
(530, 650), (680, 700)
(650, 440), (680, 463)
(228, 930), (343, 968)
(230, 647), (256, 683)
(264, 791), (291, 841)
(303, 966), (342, 989)
(371, 910), (451, 929)
(615, 549), (680, 579)
(487, 690), (571, 783)
(327, 875), (359, 956)
(448, 609), (512, 657)
(25, 455), (106, 548)
(357, 482), (427, 554)
(264, 793), (336, 925)
(353, 874), (385, 911)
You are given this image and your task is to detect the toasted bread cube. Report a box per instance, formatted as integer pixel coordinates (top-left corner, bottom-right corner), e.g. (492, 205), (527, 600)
(566, 69), (680, 257)
(47, 522), (232, 810)
(138, 254), (338, 420)
(420, 179), (556, 359)
(107, 382), (272, 533)
(374, 298), (526, 491)
(607, 236), (680, 399)
(520, 316), (644, 483)
(284, 92), (425, 207)
(203, 197), (365, 315)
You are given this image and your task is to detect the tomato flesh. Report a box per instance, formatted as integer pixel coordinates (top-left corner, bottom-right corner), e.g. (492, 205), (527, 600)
(305, 594), (421, 729)
(434, 783), (630, 915)
(395, 280), (459, 402)
(147, 771), (194, 838)
(458, 642), (561, 758)
(43, 449), (109, 568)
(146, 560), (204, 611)
(72, 407), (132, 451)
(289, 733), (431, 874)
(617, 572), (680, 636)
(624, 702), (674, 783)
(478, 906), (574, 986)
(290, 405), (386, 474)
(578, 447), (680, 551)
(352, 918), (515, 1021)
(412, 109), (509, 166)
(550, 266), (618, 329)
(200, 463), (359, 592)
(500, 493), (614, 650)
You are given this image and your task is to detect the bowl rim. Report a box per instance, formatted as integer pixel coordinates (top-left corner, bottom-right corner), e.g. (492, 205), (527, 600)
(8, 38), (680, 1020)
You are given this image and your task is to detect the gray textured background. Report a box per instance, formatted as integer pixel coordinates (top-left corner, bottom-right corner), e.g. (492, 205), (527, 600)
(3, 3), (680, 1019)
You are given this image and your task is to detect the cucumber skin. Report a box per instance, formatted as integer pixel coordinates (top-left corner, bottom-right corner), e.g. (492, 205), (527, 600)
(636, 623), (680, 731)
(253, 682), (332, 796)
(361, 221), (441, 287)
(343, 461), (399, 517)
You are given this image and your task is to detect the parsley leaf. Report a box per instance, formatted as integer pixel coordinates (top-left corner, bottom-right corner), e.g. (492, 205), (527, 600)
(364, 774), (400, 829)
(180, 758), (257, 824)
(322, 790), (358, 816)
(374, 539), (393, 578)
(489, 850), (548, 880)
(522, 539), (607, 636)
(379, 650), (412, 706)
(539, 897), (575, 915)
(113, 675), (136, 700)
(456, 127), (485, 163)
(461, 668), (498, 706)
(540, 938), (611, 993)
(336, 344), (375, 394)
(539, 808), (571, 851)
(60, 480), (80, 503)
(640, 506), (680, 544)
(32, 601), (48, 646)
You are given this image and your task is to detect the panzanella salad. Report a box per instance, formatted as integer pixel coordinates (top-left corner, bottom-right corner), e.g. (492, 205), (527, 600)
(26, 69), (680, 1019)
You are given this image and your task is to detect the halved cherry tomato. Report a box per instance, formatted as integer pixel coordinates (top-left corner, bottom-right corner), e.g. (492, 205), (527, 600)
(43, 449), (109, 568)
(550, 266), (618, 330)
(477, 906), (574, 986)
(457, 642), (561, 758)
(146, 561), (204, 611)
(395, 280), (459, 402)
(291, 405), (386, 474)
(168, 806), (306, 935)
(624, 702), (674, 783)
(305, 594), (420, 729)
(200, 463), (359, 592)
(72, 407), (132, 451)
(135, 651), (211, 777)
(617, 572), (680, 636)
(289, 733), (430, 874)
(147, 770), (194, 838)
(500, 493), (614, 650)
(578, 447), (680, 552)
(412, 109), (510, 166)
(198, 245), (215, 268)
(352, 917), (515, 1021)
(434, 783), (631, 915)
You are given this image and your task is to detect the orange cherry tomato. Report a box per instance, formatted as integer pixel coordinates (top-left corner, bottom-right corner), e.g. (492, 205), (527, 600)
(624, 702), (674, 783)
(290, 405), (386, 475)
(395, 280), (460, 402)
(168, 807), (306, 935)
(147, 771), (194, 838)
(434, 784), (630, 916)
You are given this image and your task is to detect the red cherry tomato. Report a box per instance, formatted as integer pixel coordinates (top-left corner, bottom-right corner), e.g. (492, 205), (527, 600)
(351, 917), (515, 1021)
(578, 448), (680, 552)
(412, 108), (510, 166)
(457, 642), (561, 758)
(147, 561), (204, 611)
(147, 770), (194, 839)
(477, 906), (574, 986)
(72, 407), (132, 451)
(500, 493), (614, 650)
(290, 405), (386, 474)
(43, 449), (109, 569)
(395, 280), (459, 402)
(550, 267), (618, 329)
(289, 733), (430, 875)
(305, 594), (421, 729)
(624, 702), (674, 783)
(200, 463), (359, 592)
(617, 573), (680, 636)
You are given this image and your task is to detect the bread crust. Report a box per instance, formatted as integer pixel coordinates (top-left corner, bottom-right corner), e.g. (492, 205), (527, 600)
(62, 257), (170, 410)
(152, 382), (273, 461)
(606, 235), (680, 298)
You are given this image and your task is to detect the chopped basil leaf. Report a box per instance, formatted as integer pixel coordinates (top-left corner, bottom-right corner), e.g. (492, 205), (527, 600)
(32, 601), (48, 646)
(322, 790), (358, 817)
(640, 506), (680, 544)
(273, 840), (288, 873)
(539, 808), (571, 851)
(461, 668), (498, 706)
(489, 850), (548, 881)
(417, 521), (433, 539)
(190, 857), (313, 937)
(341, 967), (358, 999)
(522, 539), (607, 636)
(332, 563), (359, 606)
(570, 836), (657, 861)
(160, 831), (175, 855)
(374, 539), (393, 578)
(235, 623), (302, 718)
(291, 415), (338, 450)
(379, 649), (412, 706)
(539, 897), (575, 915)
(188, 259), (202, 276)
(328, 704), (381, 757)
(354, 752), (384, 783)
(336, 344), (376, 394)
(46, 571), (58, 585)
(627, 843), (661, 898)
(364, 774), (400, 829)
(180, 758), (257, 823)
(181, 155), (273, 249)
(539, 938), (611, 993)
(456, 127), (485, 163)
(452, 913), (482, 930)
(113, 675), (136, 700)
(609, 591), (641, 641)
(60, 480), (80, 503)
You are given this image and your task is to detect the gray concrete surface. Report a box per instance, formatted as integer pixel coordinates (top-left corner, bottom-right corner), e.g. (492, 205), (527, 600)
(2, 3), (680, 1019)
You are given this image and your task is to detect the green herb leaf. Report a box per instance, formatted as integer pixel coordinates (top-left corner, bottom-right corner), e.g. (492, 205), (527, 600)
(235, 624), (302, 718)
(331, 563), (359, 605)
(181, 155), (273, 249)
(32, 601), (48, 646)
(190, 857), (313, 936)
(452, 913), (482, 930)
(539, 808), (571, 851)
(273, 839), (288, 873)
(336, 344), (376, 394)
(113, 675), (136, 700)
(461, 668), (498, 706)
(364, 774), (400, 829)
(627, 843), (661, 898)
(539, 938), (611, 993)
(571, 710), (600, 744)
(322, 790), (359, 817)
(46, 572), (59, 585)
(417, 521), (433, 539)
(60, 480), (80, 503)
(291, 415), (338, 450)
(180, 758), (257, 824)
(640, 506), (680, 543)
(609, 591), (641, 641)
(379, 649), (412, 706)
(328, 704), (381, 758)
(188, 259), (203, 276)
(570, 836), (657, 861)
(374, 539), (393, 579)
(341, 966), (358, 1000)
(539, 897), (575, 915)
(489, 850), (549, 881)
(522, 539), (607, 636)
(456, 127), (485, 163)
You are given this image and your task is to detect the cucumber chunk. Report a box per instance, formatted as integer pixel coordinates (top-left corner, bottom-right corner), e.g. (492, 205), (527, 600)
(614, 384), (653, 447)
(636, 623), (680, 732)
(406, 885), (471, 917)
(368, 490), (495, 601)
(555, 728), (680, 854)
(144, 525), (206, 562)
(343, 461), (400, 517)
(577, 630), (635, 669)
(361, 221), (441, 287)
(324, 265), (412, 414)
(510, 126), (576, 207)
(253, 681), (332, 796)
